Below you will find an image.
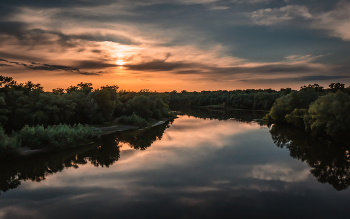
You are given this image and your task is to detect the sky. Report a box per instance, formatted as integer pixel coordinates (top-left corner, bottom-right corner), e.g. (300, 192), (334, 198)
(0, 0), (350, 91)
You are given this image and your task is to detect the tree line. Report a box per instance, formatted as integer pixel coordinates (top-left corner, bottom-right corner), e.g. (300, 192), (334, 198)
(168, 88), (289, 110)
(0, 75), (172, 160)
(265, 83), (350, 137)
(0, 75), (172, 131)
(1, 74), (349, 159)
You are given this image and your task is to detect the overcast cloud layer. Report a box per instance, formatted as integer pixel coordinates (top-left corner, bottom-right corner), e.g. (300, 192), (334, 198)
(0, 0), (349, 90)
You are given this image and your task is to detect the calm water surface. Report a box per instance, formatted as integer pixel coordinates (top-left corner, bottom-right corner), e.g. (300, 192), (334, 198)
(0, 110), (349, 219)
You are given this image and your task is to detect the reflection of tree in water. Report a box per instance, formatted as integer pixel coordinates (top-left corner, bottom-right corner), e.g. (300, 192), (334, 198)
(116, 121), (172, 150)
(172, 106), (266, 123)
(0, 121), (171, 194)
(270, 123), (350, 191)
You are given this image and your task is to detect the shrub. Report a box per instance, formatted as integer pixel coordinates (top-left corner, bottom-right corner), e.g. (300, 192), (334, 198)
(119, 113), (148, 127)
(268, 89), (319, 121)
(305, 91), (350, 136)
(0, 126), (21, 159)
(15, 124), (101, 150)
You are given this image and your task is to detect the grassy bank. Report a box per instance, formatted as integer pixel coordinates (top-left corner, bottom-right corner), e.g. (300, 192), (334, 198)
(0, 124), (101, 160)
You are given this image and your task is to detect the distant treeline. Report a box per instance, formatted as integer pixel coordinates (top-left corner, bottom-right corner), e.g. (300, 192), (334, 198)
(265, 83), (350, 137)
(1, 74), (349, 150)
(168, 88), (289, 110)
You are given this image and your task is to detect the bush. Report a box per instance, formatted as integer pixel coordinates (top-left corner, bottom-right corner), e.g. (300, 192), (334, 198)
(119, 113), (148, 127)
(285, 108), (308, 126)
(305, 91), (350, 136)
(15, 124), (101, 150)
(0, 126), (21, 159)
(268, 89), (319, 121)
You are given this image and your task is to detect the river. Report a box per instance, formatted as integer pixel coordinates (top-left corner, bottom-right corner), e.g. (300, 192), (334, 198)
(0, 109), (349, 219)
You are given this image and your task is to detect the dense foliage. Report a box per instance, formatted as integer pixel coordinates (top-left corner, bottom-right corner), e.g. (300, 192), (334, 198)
(0, 75), (172, 133)
(0, 126), (21, 159)
(0, 124), (101, 160)
(119, 113), (148, 127)
(0, 75), (172, 159)
(265, 83), (350, 137)
(168, 89), (287, 110)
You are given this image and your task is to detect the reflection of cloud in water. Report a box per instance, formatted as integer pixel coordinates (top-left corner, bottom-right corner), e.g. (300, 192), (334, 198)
(2, 115), (350, 218)
(0, 206), (40, 218)
(20, 116), (298, 195)
(250, 164), (310, 182)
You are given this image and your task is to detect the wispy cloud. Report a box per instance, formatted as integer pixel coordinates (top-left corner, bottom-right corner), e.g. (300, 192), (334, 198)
(251, 1), (350, 41)
(312, 1), (350, 41)
(0, 0), (349, 90)
(251, 5), (312, 25)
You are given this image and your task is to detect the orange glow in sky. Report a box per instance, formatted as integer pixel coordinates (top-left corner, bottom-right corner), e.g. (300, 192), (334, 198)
(116, 60), (126, 65)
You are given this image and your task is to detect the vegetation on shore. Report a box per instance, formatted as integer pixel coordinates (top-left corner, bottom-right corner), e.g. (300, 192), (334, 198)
(0, 75), (173, 159)
(0, 120), (171, 194)
(1, 73), (349, 160)
(264, 83), (350, 137)
(0, 124), (101, 160)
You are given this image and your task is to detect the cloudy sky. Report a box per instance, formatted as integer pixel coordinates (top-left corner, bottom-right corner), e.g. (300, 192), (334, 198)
(0, 0), (350, 91)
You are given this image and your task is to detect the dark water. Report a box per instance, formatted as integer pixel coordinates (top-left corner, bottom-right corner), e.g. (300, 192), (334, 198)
(1, 109), (350, 219)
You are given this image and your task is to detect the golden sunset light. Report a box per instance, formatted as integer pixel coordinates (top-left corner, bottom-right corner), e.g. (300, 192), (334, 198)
(1, 1), (350, 218)
(116, 60), (126, 65)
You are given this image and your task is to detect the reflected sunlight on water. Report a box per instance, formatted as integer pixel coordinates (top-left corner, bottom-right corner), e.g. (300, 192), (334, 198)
(1, 111), (350, 219)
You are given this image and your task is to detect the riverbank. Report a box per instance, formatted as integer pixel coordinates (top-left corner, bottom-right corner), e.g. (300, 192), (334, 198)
(96, 117), (174, 135)
(8, 117), (175, 159)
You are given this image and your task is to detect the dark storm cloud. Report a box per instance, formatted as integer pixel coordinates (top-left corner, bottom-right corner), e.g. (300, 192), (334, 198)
(75, 61), (118, 69)
(124, 59), (323, 76)
(296, 75), (349, 81)
(0, 51), (46, 62)
(124, 59), (193, 71)
(91, 50), (102, 54)
(0, 20), (137, 49)
(0, 59), (100, 75)
(208, 64), (318, 75)
(71, 33), (138, 45)
(240, 75), (349, 83)
(0, 21), (28, 38)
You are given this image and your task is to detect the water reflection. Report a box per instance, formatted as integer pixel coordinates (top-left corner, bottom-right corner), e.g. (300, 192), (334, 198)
(0, 122), (171, 194)
(1, 110), (350, 219)
(119, 121), (173, 150)
(270, 123), (350, 191)
(173, 106), (267, 122)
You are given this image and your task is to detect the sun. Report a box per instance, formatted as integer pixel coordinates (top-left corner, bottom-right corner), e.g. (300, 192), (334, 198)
(116, 60), (125, 65)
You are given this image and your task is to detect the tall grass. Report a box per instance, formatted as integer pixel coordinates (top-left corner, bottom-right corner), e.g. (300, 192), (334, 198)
(0, 126), (21, 159)
(0, 124), (101, 160)
(119, 113), (148, 127)
(16, 124), (101, 150)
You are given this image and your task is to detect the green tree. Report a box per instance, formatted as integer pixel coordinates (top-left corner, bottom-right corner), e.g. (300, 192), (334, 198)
(306, 91), (350, 136)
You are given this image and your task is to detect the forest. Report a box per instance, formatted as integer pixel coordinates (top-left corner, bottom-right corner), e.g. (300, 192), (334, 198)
(264, 83), (350, 137)
(0, 75), (173, 159)
(168, 88), (286, 110)
(1, 74), (349, 160)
